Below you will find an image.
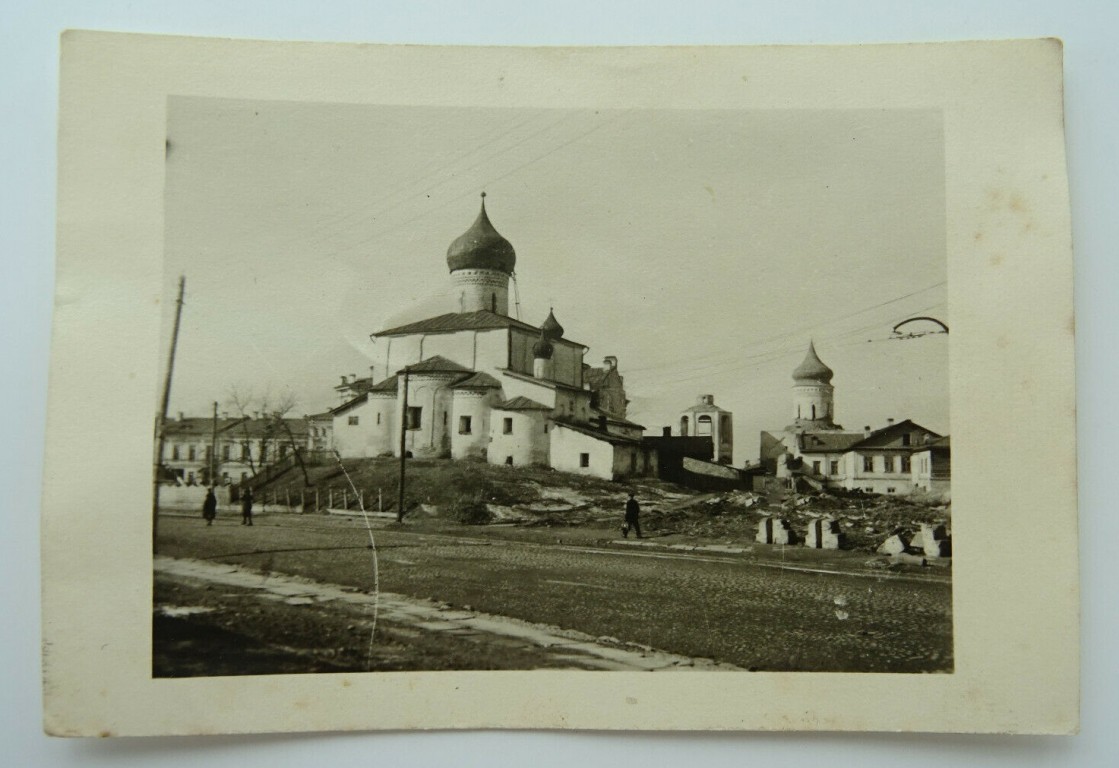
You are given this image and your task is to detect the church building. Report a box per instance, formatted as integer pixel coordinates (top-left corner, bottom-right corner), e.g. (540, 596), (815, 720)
(329, 195), (654, 481)
(760, 342), (949, 496)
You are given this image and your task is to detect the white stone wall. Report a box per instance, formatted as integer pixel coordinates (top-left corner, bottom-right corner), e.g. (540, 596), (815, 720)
(509, 329), (583, 386)
(498, 374), (558, 410)
(549, 425), (617, 480)
(840, 451), (916, 495)
(397, 372), (459, 459)
(488, 409), (549, 467)
(366, 391), (398, 457)
(792, 382), (834, 422)
(450, 389), (496, 460)
(332, 398), (374, 458)
(376, 328), (508, 383)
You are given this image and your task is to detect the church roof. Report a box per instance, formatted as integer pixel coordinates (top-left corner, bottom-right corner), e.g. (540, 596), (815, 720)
(401, 355), (473, 375)
(540, 309), (564, 340)
(330, 393), (368, 415)
(451, 372), (502, 389)
(445, 195), (516, 274)
(494, 396), (552, 412)
(367, 374), (400, 393)
(375, 310), (534, 338)
(552, 420), (643, 446)
(792, 341), (834, 383)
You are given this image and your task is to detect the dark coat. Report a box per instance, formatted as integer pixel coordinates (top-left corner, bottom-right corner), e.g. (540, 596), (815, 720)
(202, 491), (217, 519)
(625, 497), (640, 522)
(242, 492), (254, 515)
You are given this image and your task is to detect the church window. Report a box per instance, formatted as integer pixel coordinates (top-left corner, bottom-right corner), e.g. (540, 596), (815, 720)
(811, 405), (816, 419)
(697, 415), (713, 436)
(901, 456), (911, 473)
(579, 453), (590, 468)
(376, 413), (381, 425)
(406, 407), (422, 430)
(443, 411), (447, 426)
(491, 293), (497, 312)
(797, 405), (801, 418)
(459, 416), (472, 434)
(348, 415), (359, 426)
(503, 417), (513, 434)
(863, 455), (874, 472)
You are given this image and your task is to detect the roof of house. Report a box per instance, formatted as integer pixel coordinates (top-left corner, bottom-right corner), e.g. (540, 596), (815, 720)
(307, 411), (334, 422)
(400, 355), (473, 375)
(335, 376), (372, 394)
(593, 409), (645, 430)
(451, 371), (502, 389)
(367, 374), (400, 393)
(796, 431), (866, 454)
(494, 395), (552, 412)
(329, 393), (368, 416)
(219, 416), (310, 438)
(163, 416), (310, 439)
(552, 420), (643, 446)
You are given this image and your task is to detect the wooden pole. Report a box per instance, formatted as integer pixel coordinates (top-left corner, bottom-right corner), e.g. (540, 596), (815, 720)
(153, 275), (186, 554)
(398, 367), (410, 522)
(210, 400), (219, 487)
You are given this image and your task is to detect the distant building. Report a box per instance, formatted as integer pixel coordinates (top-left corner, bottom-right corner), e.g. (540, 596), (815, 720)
(678, 394), (733, 464)
(328, 196), (655, 481)
(760, 343), (950, 496)
(159, 412), (311, 487)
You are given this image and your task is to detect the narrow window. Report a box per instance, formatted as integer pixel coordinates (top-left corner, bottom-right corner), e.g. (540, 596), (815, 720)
(241, 442), (249, 460)
(376, 413), (381, 425)
(348, 415), (359, 426)
(171, 445), (180, 460)
(406, 406), (422, 430)
(811, 404), (816, 419)
(863, 455), (874, 473)
(459, 415), (472, 434)
(680, 416), (689, 435)
(222, 444), (230, 461)
(579, 453), (590, 468)
(259, 444), (267, 462)
(829, 460), (839, 475)
(188, 445), (196, 461)
(697, 415), (713, 436)
(491, 293), (497, 312)
(443, 411), (447, 426)
(902, 433), (911, 446)
(812, 460), (821, 474)
(503, 417), (513, 434)
(883, 456), (894, 473)
(900, 456), (911, 473)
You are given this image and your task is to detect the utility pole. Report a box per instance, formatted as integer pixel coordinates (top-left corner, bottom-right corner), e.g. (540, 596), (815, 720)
(210, 400), (219, 488)
(397, 366), (410, 523)
(153, 275), (186, 553)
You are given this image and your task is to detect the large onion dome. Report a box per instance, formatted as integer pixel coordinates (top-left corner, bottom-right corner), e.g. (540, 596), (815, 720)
(445, 193), (516, 274)
(792, 341), (833, 383)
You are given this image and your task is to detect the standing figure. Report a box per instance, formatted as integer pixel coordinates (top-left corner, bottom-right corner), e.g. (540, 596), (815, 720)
(623, 492), (642, 539)
(241, 487), (254, 526)
(202, 487), (217, 526)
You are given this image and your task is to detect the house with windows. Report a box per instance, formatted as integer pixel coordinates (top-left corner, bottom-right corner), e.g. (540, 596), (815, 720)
(325, 195), (655, 481)
(159, 412), (312, 487)
(760, 343), (950, 496)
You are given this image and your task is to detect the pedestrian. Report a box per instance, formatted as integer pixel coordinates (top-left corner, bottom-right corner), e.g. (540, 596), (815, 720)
(622, 492), (642, 539)
(241, 487), (254, 526)
(202, 487), (217, 526)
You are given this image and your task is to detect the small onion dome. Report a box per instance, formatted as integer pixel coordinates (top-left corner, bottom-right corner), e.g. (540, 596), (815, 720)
(445, 193), (516, 274)
(532, 331), (554, 360)
(540, 308), (564, 340)
(792, 341), (833, 383)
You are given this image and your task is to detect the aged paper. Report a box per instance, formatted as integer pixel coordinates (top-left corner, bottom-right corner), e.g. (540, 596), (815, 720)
(42, 32), (1076, 735)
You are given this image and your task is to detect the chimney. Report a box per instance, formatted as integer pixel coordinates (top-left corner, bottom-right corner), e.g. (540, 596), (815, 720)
(221, 411), (229, 420)
(339, 375), (348, 386)
(350, 373), (357, 381)
(177, 411), (184, 422)
(863, 425), (872, 437)
(662, 426), (671, 437)
(886, 418), (895, 426)
(603, 356), (618, 371)
(252, 410), (260, 420)
(698, 394), (714, 406)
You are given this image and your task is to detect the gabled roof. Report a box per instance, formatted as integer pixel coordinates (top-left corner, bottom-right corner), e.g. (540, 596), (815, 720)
(850, 419), (941, 449)
(368, 374), (400, 393)
(494, 396), (552, 412)
(552, 420), (642, 446)
(797, 431), (866, 454)
(451, 371), (502, 389)
(374, 310), (586, 348)
(499, 368), (585, 392)
(375, 310), (535, 338)
(329, 393), (368, 415)
(401, 355), (473, 374)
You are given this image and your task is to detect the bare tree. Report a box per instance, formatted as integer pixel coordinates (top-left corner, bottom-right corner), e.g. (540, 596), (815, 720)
(225, 384), (313, 488)
(226, 384), (260, 478)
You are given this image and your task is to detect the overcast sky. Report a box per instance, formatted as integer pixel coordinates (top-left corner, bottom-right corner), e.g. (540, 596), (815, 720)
(163, 97), (948, 461)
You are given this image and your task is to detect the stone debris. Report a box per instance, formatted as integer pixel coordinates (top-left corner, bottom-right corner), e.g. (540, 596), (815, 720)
(756, 517), (796, 545)
(805, 518), (844, 550)
(877, 532), (912, 556)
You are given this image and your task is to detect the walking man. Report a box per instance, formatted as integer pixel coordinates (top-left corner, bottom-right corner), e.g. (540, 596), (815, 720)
(622, 492), (642, 539)
(202, 487), (217, 526)
(241, 487), (254, 526)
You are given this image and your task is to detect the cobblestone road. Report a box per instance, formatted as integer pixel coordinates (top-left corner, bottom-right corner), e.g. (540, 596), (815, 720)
(159, 516), (952, 673)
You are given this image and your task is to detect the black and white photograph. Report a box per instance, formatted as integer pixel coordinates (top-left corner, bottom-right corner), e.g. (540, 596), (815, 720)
(152, 99), (952, 677)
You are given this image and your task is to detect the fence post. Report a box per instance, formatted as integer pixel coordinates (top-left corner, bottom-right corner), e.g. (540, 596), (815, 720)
(329, 489), (333, 508)
(315, 488), (319, 512)
(378, 488), (382, 514)
(285, 488), (290, 508)
(342, 488), (348, 510)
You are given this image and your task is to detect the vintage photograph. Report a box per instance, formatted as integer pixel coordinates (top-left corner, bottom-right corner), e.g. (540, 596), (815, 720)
(152, 99), (952, 676)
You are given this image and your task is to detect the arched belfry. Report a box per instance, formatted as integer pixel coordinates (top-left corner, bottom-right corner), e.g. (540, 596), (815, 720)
(790, 341), (840, 431)
(446, 193), (516, 315)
